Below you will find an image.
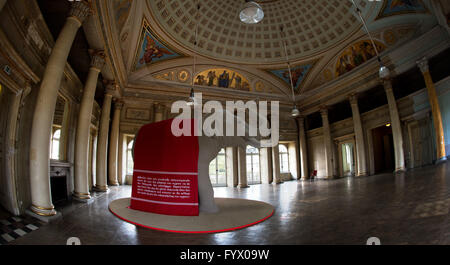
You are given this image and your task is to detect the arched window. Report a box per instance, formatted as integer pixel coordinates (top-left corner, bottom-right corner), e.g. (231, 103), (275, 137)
(246, 146), (261, 185)
(279, 144), (289, 173)
(126, 140), (134, 175)
(209, 149), (227, 187)
(50, 129), (61, 160)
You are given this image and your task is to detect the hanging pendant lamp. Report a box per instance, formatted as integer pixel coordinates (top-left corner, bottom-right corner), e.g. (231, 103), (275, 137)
(187, 2), (201, 106)
(351, 0), (390, 79)
(279, 26), (301, 118)
(240, 0), (264, 24)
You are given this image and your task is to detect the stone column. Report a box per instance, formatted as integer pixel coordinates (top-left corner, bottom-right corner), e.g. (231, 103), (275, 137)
(272, 145), (282, 184)
(225, 147), (238, 187)
(237, 146), (249, 188)
(108, 100), (123, 186)
(29, 1), (90, 217)
(95, 89), (114, 191)
(260, 147), (273, 184)
(298, 116), (309, 180)
(320, 107), (334, 179)
(417, 58), (447, 163)
(74, 51), (105, 202)
(349, 94), (368, 176)
(154, 103), (165, 122)
(383, 78), (406, 172)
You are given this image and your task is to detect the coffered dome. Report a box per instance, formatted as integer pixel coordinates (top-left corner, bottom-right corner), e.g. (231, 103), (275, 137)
(147, 0), (373, 64)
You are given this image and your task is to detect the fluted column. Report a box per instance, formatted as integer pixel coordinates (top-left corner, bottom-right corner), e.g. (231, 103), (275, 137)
(349, 94), (368, 176)
(298, 116), (309, 180)
(272, 145), (282, 184)
(95, 88), (114, 191)
(320, 107), (334, 179)
(417, 58), (447, 163)
(237, 146), (249, 188)
(29, 1), (90, 217)
(74, 51), (105, 202)
(383, 78), (406, 172)
(108, 100), (123, 186)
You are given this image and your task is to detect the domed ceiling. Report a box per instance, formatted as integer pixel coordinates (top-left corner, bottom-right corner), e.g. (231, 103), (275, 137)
(146, 0), (369, 64)
(105, 0), (437, 101)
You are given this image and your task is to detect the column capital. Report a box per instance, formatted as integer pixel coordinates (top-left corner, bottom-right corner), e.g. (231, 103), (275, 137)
(416, 57), (429, 74)
(89, 50), (105, 72)
(348, 93), (358, 105)
(114, 100), (124, 110)
(68, 1), (92, 25)
(154, 102), (166, 112)
(319, 106), (328, 116)
(104, 80), (118, 95)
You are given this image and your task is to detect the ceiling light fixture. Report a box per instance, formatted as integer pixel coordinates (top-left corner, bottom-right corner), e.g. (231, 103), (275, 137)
(280, 26), (300, 118)
(239, 0), (264, 24)
(351, 0), (390, 80)
(187, 2), (201, 107)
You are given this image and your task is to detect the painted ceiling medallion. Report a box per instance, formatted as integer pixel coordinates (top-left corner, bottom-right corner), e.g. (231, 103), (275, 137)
(134, 19), (183, 71)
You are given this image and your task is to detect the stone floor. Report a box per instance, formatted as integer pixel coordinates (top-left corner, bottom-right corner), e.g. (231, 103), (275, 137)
(10, 162), (450, 245)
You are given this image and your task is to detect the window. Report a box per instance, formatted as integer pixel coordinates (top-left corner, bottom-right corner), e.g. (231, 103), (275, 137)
(209, 149), (227, 187)
(50, 129), (61, 160)
(279, 144), (289, 173)
(126, 140), (134, 175)
(246, 145), (261, 185)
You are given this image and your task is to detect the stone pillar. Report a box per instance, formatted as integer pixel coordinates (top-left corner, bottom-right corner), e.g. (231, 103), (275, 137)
(74, 51), (105, 202)
(298, 116), (309, 180)
(29, 1), (90, 217)
(260, 147), (273, 184)
(272, 145), (282, 184)
(154, 103), (165, 122)
(95, 89), (113, 191)
(417, 58), (447, 163)
(320, 107), (334, 179)
(108, 100), (123, 186)
(349, 94), (368, 176)
(383, 78), (406, 172)
(225, 147), (238, 187)
(237, 146), (249, 188)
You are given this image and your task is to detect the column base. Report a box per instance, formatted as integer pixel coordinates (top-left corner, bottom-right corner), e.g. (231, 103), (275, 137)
(26, 209), (62, 223)
(435, 157), (447, 165)
(109, 182), (120, 187)
(29, 204), (57, 217)
(238, 184), (249, 188)
(272, 181), (283, 185)
(394, 168), (406, 174)
(73, 192), (92, 203)
(355, 173), (368, 178)
(94, 185), (109, 192)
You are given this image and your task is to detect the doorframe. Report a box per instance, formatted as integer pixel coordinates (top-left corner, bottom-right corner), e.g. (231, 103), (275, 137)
(334, 134), (356, 178)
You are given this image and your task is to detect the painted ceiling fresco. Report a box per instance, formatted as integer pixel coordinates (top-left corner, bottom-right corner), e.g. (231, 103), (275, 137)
(268, 64), (313, 94)
(335, 40), (386, 77)
(195, 69), (251, 91)
(378, 0), (427, 19)
(134, 20), (183, 71)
